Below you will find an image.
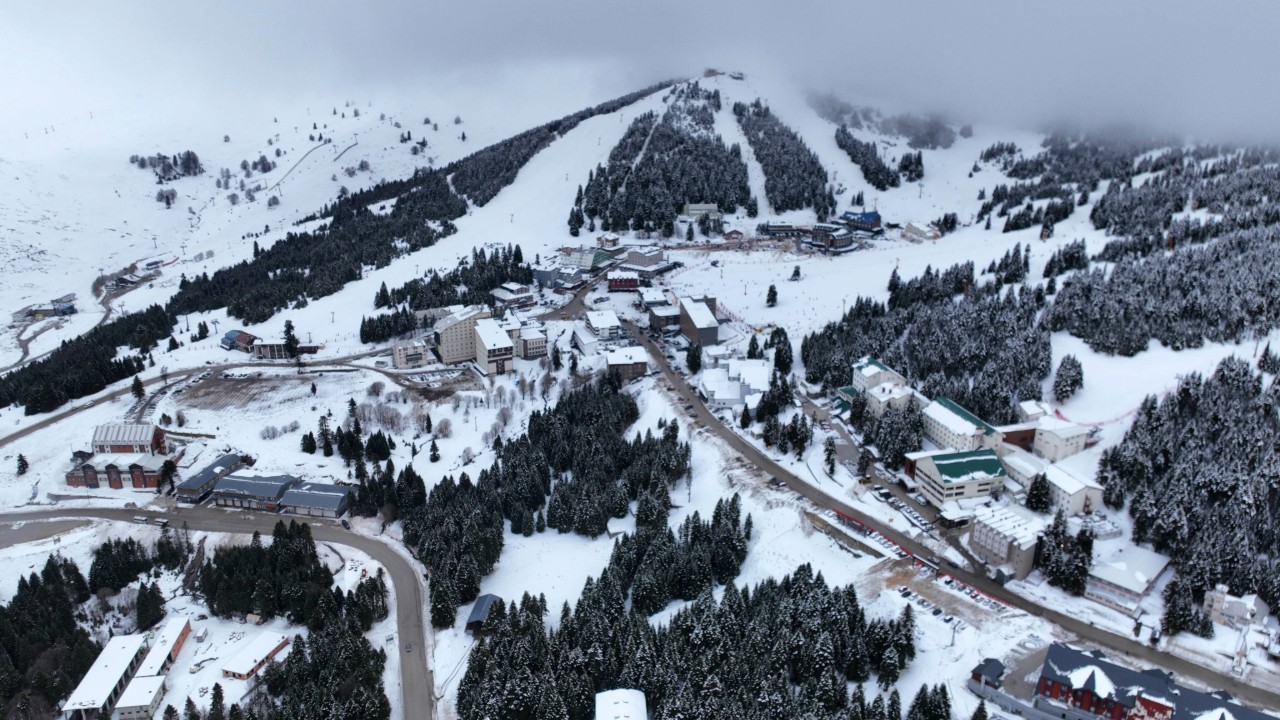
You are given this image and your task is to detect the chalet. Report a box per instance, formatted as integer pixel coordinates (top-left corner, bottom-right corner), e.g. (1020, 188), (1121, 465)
(281, 483), (354, 518)
(678, 296), (719, 346)
(967, 658), (1006, 698)
(841, 210), (883, 233)
(723, 229), (745, 242)
(466, 594), (503, 635)
(211, 474), (300, 511)
(1203, 584), (1270, 627)
(175, 454), (243, 503)
(1032, 643), (1271, 720)
(93, 424), (166, 454)
(1043, 465), (1103, 515)
(606, 346), (650, 383)
(221, 632), (289, 681)
(490, 282), (536, 308)
(1033, 417), (1090, 462)
(65, 455), (165, 490)
(219, 329), (259, 353)
(596, 233), (621, 249)
(607, 270), (640, 292)
(1085, 545), (1169, 613)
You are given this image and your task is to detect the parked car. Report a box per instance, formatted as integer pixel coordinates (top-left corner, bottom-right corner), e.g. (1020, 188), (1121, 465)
(341, 519), (351, 530)
(404, 643), (412, 653)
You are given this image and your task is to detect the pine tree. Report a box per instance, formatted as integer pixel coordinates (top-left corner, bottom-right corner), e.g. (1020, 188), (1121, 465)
(1260, 343), (1280, 374)
(824, 436), (837, 474)
(747, 335), (760, 359)
(1053, 354), (1084, 402)
(209, 682), (226, 720)
(429, 440), (440, 463)
(740, 405), (752, 429)
(687, 342), (702, 374)
(283, 319), (300, 358)
(16, 454), (28, 476)
(131, 374), (145, 400)
(552, 346), (563, 371)
(790, 265), (801, 281)
(766, 284), (778, 307)
(301, 432), (317, 454)
(972, 701), (988, 720)
(163, 706), (179, 720)
(1025, 473), (1052, 512)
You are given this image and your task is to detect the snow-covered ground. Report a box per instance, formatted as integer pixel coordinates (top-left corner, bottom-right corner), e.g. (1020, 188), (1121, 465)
(0, 518), (401, 718)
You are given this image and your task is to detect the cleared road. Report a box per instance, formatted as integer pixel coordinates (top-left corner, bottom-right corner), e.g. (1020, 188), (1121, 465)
(625, 320), (1280, 711)
(0, 507), (434, 719)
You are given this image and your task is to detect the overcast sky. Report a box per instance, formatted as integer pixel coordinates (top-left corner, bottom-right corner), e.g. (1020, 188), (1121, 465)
(3, 0), (1278, 143)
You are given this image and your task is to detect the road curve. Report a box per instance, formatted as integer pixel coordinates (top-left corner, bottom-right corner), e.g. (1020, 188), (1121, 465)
(624, 320), (1280, 711)
(0, 507), (434, 719)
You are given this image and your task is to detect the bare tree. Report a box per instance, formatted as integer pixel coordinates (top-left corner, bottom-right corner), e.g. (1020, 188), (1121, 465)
(435, 418), (453, 439)
(460, 446), (475, 465)
(368, 381), (385, 398)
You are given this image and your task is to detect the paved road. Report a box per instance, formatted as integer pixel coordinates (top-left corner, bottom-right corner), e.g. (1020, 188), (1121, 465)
(0, 508), (435, 719)
(624, 321), (1280, 710)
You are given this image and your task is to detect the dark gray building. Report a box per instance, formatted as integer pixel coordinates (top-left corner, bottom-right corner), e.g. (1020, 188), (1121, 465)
(212, 475), (300, 511)
(280, 483), (354, 518)
(175, 455), (243, 503)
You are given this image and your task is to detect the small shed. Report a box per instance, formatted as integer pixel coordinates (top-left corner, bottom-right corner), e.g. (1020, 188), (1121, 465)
(465, 594), (503, 635)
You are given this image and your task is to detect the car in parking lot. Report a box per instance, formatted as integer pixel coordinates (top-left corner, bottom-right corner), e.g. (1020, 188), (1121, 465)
(932, 608), (943, 616)
(943, 615), (954, 623)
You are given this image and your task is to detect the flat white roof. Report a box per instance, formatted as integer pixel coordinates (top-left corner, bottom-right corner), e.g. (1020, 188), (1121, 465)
(586, 309), (621, 329)
(115, 674), (166, 710)
(473, 318), (514, 350)
(595, 689), (648, 720)
(1089, 545), (1170, 595)
(607, 270), (638, 280)
(1037, 416), (1091, 438)
(649, 305), (680, 318)
(606, 346), (649, 365)
(136, 617), (190, 677)
(680, 298), (718, 329)
(62, 634), (147, 711)
(221, 632), (289, 677)
(727, 358), (771, 393)
(1044, 465), (1101, 496)
(639, 288), (667, 304)
(973, 504), (1047, 550)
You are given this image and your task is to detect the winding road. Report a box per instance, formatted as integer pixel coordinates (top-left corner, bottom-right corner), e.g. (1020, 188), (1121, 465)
(0, 507), (436, 719)
(624, 320), (1280, 711)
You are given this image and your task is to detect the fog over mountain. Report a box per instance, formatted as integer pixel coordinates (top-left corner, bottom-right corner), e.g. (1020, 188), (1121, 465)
(3, 0), (1278, 142)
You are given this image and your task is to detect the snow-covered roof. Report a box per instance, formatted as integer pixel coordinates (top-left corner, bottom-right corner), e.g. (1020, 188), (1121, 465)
(62, 634), (147, 712)
(176, 454), (242, 494)
(1089, 545), (1170, 596)
(92, 423), (155, 446)
(727, 358), (771, 393)
(79, 453), (165, 471)
(1037, 415), (1090, 438)
(136, 616), (190, 677)
(222, 632), (289, 677)
(649, 305), (680, 318)
(606, 346), (649, 366)
(281, 483), (353, 512)
(925, 398), (997, 437)
(973, 504), (1046, 550)
(519, 327), (546, 341)
(639, 288), (668, 305)
(474, 318), (514, 350)
(115, 674), (166, 710)
(607, 270), (638, 280)
(680, 298), (718, 329)
(434, 305), (486, 334)
(1018, 399), (1052, 420)
(595, 689), (648, 720)
(853, 356), (893, 376)
(214, 475), (300, 500)
(1044, 465), (1101, 496)
(585, 309), (621, 330)
(998, 445), (1046, 480)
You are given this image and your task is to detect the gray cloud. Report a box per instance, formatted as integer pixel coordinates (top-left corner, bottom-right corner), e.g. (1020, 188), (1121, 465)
(3, 0), (1278, 143)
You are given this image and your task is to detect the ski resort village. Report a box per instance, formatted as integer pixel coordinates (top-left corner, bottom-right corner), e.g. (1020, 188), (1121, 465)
(2, 15), (1280, 719)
